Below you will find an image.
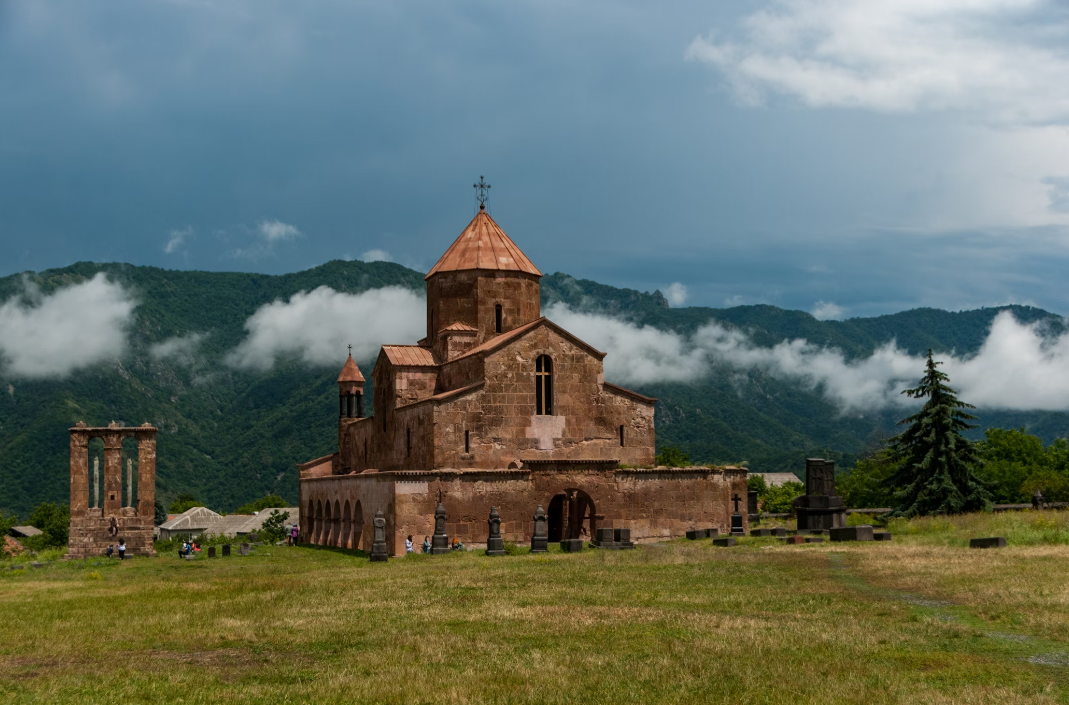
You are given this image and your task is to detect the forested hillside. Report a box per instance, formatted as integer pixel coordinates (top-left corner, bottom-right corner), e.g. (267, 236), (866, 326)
(1, 261), (1065, 516)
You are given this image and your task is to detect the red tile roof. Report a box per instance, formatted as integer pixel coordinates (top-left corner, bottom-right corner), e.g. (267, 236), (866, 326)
(425, 207), (542, 280)
(337, 354), (365, 383)
(381, 345), (437, 367)
(441, 322), (477, 332)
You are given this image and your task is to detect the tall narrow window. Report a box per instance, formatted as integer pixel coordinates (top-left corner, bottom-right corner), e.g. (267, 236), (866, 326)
(535, 355), (553, 415)
(495, 304), (503, 333)
(464, 430), (470, 453)
(619, 425), (625, 447)
(406, 427), (411, 457)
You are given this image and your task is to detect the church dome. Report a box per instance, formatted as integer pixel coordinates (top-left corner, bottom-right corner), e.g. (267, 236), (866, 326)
(425, 205), (542, 280)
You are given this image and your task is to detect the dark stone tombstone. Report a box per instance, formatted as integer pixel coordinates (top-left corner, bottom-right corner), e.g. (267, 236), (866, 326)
(591, 527), (618, 549)
(240, 543), (251, 556)
(31, 562), (45, 569)
(748, 490), (759, 523)
(248, 532), (259, 543)
(208, 546), (216, 558)
(431, 500), (450, 555)
(530, 504), (549, 553)
(750, 528), (773, 537)
(370, 509), (389, 562)
(613, 528), (635, 549)
(795, 459), (847, 531)
(873, 532), (892, 541)
(485, 506), (505, 557)
(970, 537), (1007, 548)
(830, 525), (874, 542)
(222, 544), (231, 556)
(707, 528), (720, 538)
(730, 494), (746, 536)
(686, 529), (706, 540)
(713, 537), (737, 547)
(560, 538), (584, 552)
(771, 528), (787, 537)
(1033, 490), (1046, 510)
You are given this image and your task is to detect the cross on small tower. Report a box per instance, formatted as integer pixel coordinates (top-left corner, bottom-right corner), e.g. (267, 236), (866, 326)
(732, 494), (742, 514)
(347, 344), (352, 356)
(473, 175), (491, 208)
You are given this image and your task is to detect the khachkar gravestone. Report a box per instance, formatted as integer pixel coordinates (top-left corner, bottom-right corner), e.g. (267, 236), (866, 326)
(530, 504), (549, 553)
(68, 421), (158, 559)
(485, 506), (505, 556)
(431, 498), (450, 555)
(730, 494), (746, 536)
(795, 458), (846, 531)
(370, 509), (389, 562)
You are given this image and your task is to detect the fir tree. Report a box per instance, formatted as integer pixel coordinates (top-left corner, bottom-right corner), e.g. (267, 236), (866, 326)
(887, 350), (991, 517)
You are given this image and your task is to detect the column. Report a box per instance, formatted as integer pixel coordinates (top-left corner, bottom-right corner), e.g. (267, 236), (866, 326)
(93, 456), (100, 509)
(126, 458), (133, 508)
(103, 434), (122, 515)
(136, 432), (156, 519)
(69, 431), (89, 517)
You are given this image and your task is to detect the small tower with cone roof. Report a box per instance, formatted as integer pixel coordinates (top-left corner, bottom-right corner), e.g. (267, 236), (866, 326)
(337, 350), (365, 419)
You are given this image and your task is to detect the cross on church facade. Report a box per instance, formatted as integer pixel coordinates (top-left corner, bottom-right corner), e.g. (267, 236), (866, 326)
(474, 176), (491, 207)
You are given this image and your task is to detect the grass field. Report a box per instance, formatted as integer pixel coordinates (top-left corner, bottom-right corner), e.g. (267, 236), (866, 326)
(3, 512), (1069, 704)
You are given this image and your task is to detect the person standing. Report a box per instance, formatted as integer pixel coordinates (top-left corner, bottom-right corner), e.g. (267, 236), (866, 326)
(405, 535), (414, 554)
(422, 536), (431, 554)
(290, 524), (299, 546)
(118, 540), (126, 560)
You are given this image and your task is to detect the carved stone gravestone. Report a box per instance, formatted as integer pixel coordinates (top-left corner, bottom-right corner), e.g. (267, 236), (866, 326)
(530, 504), (549, 553)
(748, 490), (759, 523)
(370, 509), (389, 562)
(208, 546), (216, 558)
(240, 543), (250, 556)
(730, 494), (746, 536)
(591, 527), (618, 549)
(1033, 490), (1047, 510)
(795, 458), (846, 531)
(431, 500), (450, 555)
(222, 544), (231, 556)
(485, 506), (505, 556)
(613, 528), (635, 549)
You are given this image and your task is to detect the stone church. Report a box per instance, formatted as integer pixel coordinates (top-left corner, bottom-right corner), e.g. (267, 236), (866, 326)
(298, 204), (746, 554)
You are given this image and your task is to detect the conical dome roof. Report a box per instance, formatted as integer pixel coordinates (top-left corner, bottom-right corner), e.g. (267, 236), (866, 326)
(337, 354), (365, 383)
(425, 206), (542, 280)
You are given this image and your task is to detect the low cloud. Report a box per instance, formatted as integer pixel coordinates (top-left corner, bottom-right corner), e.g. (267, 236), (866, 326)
(150, 332), (208, 365)
(664, 282), (688, 307)
(812, 301), (844, 320)
(547, 304), (1069, 412)
(164, 226), (191, 254)
(227, 286), (425, 370)
(361, 249), (392, 263)
(0, 274), (136, 379)
(258, 220), (301, 242)
(1045, 176), (1069, 213)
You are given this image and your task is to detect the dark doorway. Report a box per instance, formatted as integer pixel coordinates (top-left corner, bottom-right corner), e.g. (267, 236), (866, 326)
(548, 494), (565, 542)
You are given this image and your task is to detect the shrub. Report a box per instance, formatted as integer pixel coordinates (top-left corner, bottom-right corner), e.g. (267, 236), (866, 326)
(656, 446), (691, 468)
(85, 571), (102, 581)
(260, 510), (291, 543)
(761, 482), (805, 513)
(19, 503), (70, 550)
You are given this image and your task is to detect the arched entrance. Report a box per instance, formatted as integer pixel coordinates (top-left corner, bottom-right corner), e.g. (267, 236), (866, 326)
(547, 489), (596, 542)
(342, 500), (352, 549)
(306, 500), (315, 544)
(333, 500), (342, 547)
(353, 501), (364, 551)
(315, 500), (324, 545)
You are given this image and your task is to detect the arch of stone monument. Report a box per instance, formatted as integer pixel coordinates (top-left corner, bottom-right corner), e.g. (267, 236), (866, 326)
(333, 499), (342, 547)
(324, 501), (334, 546)
(546, 488), (596, 542)
(342, 500), (352, 549)
(315, 500), (324, 545)
(306, 499), (315, 544)
(353, 500), (364, 551)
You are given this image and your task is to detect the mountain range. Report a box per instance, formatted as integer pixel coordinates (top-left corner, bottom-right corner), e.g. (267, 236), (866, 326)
(1, 260), (1066, 517)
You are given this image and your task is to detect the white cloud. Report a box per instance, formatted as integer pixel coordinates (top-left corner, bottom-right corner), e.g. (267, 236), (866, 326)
(1045, 176), (1069, 213)
(724, 295), (746, 307)
(547, 304), (1069, 412)
(0, 273), (135, 379)
(664, 282), (688, 307)
(227, 286), (425, 370)
(361, 249), (392, 263)
(150, 332), (207, 365)
(812, 301), (844, 320)
(258, 219), (301, 242)
(164, 226), (191, 254)
(687, 0), (1069, 124)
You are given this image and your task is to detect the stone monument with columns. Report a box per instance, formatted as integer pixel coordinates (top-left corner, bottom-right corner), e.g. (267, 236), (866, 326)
(67, 421), (157, 559)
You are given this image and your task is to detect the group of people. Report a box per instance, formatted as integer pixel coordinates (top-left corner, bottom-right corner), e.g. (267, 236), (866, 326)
(405, 535), (465, 553)
(180, 539), (201, 557)
(104, 540), (127, 560)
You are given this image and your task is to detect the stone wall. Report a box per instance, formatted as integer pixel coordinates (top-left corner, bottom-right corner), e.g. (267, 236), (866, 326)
(426, 270), (540, 351)
(299, 464), (747, 556)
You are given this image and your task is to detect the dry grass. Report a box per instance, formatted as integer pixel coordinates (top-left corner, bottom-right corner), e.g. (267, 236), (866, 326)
(0, 519), (1067, 704)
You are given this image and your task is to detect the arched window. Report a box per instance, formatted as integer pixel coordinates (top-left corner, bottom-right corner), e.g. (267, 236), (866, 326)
(495, 304), (503, 333)
(535, 355), (553, 415)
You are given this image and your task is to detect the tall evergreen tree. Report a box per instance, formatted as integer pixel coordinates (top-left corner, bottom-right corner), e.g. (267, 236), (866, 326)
(887, 350), (991, 517)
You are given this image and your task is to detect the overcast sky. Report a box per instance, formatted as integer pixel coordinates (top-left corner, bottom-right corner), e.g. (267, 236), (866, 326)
(2, 0), (1068, 318)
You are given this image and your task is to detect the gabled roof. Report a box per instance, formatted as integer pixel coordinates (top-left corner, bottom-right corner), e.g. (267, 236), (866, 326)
(449, 317), (607, 364)
(381, 345), (437, 367)
(158, 506), (222, 531)
(337, 354), (365, 383)
(425, 207), (542, 280)
(10, 525), (42, 538)
(398, 381), (486, 410)
(603, 382), (657, 404)
(440, 322), (477, 333)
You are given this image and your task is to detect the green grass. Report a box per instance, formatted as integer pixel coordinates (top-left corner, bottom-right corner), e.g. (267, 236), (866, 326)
(2, 512), (1069, 704)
